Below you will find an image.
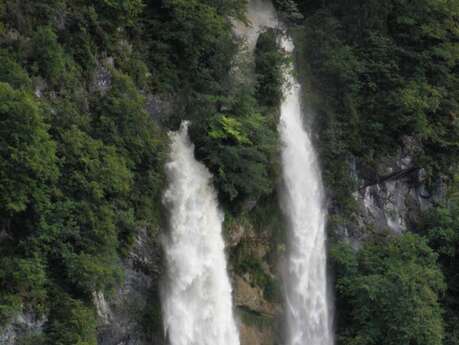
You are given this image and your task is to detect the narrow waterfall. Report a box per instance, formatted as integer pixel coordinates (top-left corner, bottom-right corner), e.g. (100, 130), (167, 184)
(233, 1), (333, 343)
(161, 122), (240, 345)
(232, 0), (278, 52)
(279, 37), (334, 345)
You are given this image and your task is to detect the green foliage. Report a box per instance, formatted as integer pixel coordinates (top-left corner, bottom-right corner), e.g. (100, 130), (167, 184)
(0, 294), (21, 326)
(331, 233), (445, 345)
(0, 2), (166, 340)
(296, 0), (459, 198)
(45, 293), (97, 345)
(421, 176), (459, 345)
(92, 71), (166, 230)
(193, 93), (278, 204)
(143, 0), (237, 93)
(97, 0), (144, 25)
(0, 254), (48, 324)
(255, 30), (287, 107)
(0, 52), (32, 90)
(31, 27), (66, 84)
(17, 334), (46, 345)
(0, 83), (57, 217)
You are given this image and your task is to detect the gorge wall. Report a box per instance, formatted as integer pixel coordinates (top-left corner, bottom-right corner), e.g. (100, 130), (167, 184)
(0, 1), (457, 345)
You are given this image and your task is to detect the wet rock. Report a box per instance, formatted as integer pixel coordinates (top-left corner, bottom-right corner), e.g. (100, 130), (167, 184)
(234, 275), (274, 316)
(239, 322), (274, 345)
(227, 222), (246, 247)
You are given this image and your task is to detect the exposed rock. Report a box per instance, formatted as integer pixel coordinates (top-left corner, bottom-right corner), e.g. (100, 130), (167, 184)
(432, 175), (448, 204)
(348, 137), (443, 239)
(234, 275), (274, 316)
(97, 228), (164, 345)
(0, 312), (46, 345)
(239, 321), (274, 345)
(92, 57), (114, 94)
(243, 198), (259, 212)
(145, 94), (175, 125)
(33, 78), (47, 98)
(227, 222), (246, 247)
(94, 291), (112, 326)
(228, 211), (281, 345)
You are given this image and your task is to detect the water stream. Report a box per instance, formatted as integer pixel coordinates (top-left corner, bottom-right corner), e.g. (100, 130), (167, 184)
(161, 122), (240, 345)
(278, 32), (334, 345)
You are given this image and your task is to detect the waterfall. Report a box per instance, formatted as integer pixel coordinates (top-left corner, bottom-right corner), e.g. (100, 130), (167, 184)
(233, 1), (333, 343)
(278, 36), (334, 345)
(232, 0), (278, 52)
(161, 122), (240, 345)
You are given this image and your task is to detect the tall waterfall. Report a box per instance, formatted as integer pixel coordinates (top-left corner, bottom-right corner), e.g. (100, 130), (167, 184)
(162, 122), (240, 345)
(233, 1), (333, 343)
(279, 37), (334, 345)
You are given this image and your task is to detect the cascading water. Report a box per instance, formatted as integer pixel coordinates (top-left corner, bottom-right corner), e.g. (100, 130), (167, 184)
(234, 1), (333, 343)
(232, 0), (278, 52)
(161, 122), (240, 345)
(278, 36), (334, 345)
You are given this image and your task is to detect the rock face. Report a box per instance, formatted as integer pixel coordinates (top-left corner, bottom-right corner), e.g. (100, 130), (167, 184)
(92, 57), (114, 94)
(97, 228), (164, 345)
(226, 215), (282, 345)
(0, 136), (444, 345)
(343, 137), (446, 241)
(0, 228), (163, 345)
(0, 312), (45, 345)
(234, 276), (274, 316)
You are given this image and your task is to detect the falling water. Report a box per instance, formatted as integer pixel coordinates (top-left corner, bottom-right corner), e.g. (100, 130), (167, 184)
(232, 0), (278, 52)
(278, 36), (334, 345)
(162, 122), (240, 345)
(234, 1), (333, 343)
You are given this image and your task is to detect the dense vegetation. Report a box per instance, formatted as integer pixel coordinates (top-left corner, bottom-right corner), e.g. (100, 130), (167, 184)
(421, 174), (459, 345)
(0, 1), (166, 341)
(287, 0), (459, 214)
(333, 233), (446, 345)
(0, 0), (458, 344)
(282, 0), (459, 344)
(0, 0), (285, 343)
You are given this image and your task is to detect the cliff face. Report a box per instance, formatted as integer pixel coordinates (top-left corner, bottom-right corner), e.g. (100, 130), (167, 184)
(0, 312), (46, 345)
(0, 35), (446, 345)
(341, 140), (447, 243)
(0, 152), (441, 345)
(0, 45), (438, 345)
(227, 213), (283, 345)
(96, 228), (163, 345)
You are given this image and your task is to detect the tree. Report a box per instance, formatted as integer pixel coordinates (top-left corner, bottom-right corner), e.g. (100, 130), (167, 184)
(332, 233), (445, 345)
(0, 83), (57, 219)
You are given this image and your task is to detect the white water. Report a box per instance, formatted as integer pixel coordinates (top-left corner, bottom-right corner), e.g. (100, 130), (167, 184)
(235, 1), (333, 343)
(279, 37), (334, 345)
(162, 122), (240, 345)
(232, 0), (278, 52)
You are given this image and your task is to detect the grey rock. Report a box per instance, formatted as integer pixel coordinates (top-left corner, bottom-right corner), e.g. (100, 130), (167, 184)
(0, 312), (46, 345)
(146, 94), (175, 125)
(97, 228), (164, 345)
(92, 58), (114, 94)
(348, 138), (436, 240)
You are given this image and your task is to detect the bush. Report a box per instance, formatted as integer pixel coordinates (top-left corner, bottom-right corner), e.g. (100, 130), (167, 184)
(45, 293), (97, 345)
(193, 96), (278, 205)
(31, 27), (66, 84)
(0, 52), (32, 90)
(332, 233), (445, 345)
(255, 29), (288, 108)
(0, 83), (57, 217)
